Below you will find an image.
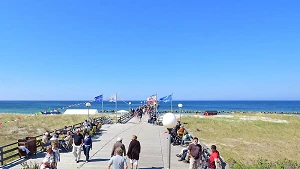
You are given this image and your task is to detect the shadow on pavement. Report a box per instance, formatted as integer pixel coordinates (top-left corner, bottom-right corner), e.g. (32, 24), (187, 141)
(139, 167), (163, 169)
(89, 158), (110, 162)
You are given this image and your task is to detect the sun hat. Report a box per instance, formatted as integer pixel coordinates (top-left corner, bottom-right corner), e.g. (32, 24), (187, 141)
(117, 137), (122, 141)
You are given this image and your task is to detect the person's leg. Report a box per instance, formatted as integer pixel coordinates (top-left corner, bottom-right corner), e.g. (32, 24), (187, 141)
(195, 158), (201, 169)
(86, 146), (90, 161)
(83, 146), (86, 156)
(134, 160), (138, 169)
(77, 146), (82, 161)
(130, 159), (134, 169)
(181, 150), (188, 160)
(72, 146), (77, 160)
(189, 157), (195, 169)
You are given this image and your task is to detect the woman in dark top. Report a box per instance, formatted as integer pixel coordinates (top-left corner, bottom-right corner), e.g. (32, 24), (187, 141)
(83, 132), (92, 162)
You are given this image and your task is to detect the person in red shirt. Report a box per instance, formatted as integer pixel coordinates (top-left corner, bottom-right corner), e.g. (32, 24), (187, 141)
(208, 145), (219, 169)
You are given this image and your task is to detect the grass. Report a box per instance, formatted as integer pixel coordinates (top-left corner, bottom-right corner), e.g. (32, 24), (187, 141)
(0, 113), (117, 165)
(0, 113), (112, 146)
(182, 113), (300, 168)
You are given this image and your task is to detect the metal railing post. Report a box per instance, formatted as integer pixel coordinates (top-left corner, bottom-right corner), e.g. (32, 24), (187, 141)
(0, 146), (3, 166)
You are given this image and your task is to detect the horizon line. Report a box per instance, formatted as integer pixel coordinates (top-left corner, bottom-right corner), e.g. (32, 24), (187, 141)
(0, 99), (300, 101)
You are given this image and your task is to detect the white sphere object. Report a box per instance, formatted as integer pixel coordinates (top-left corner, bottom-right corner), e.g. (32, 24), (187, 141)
(86, 102), (91, 107)
(163, 112), (177, 128)
(178, 103), (183, 108)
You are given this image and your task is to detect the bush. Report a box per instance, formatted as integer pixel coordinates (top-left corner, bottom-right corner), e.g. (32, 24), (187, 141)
(20, 161), (39, 169)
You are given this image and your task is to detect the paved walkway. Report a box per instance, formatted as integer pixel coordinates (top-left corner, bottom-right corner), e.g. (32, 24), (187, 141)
(7, 116), (189, 169)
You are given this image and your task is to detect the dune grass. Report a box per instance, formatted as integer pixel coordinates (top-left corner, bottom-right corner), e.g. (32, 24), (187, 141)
(0, 113), (112, 146)
(182, 113), (300, 168)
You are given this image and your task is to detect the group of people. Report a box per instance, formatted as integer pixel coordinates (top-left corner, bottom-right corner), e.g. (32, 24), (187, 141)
(109, 135), (141, 169)
(169, 121), (221, 169)
(176, 137), (220, 169)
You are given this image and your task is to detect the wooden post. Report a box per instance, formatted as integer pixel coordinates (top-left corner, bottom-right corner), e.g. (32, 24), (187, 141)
(0, 146), (3, 166)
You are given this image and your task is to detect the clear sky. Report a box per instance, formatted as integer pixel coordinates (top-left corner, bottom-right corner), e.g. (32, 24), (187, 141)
(0, 0), (299, 100)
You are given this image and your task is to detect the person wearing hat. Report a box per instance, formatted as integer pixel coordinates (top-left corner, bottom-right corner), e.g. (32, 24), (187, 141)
(111, 137), (126, 157)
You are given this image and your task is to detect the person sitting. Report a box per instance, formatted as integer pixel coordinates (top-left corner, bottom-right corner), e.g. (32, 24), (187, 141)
(50, 134), (59, 145)
(181, 133), (190, 145)
(52, 129), (59, 138)
(62, 126), (68, 135)
(177, 125), (185, 137)
(41, 132), (50, 151)
(83, 120), (90, 131)
(176, 144), (189, 161)
(40, 157), (51, 169)
(70, 125), (76, 133)
(44, 146), (57, 169)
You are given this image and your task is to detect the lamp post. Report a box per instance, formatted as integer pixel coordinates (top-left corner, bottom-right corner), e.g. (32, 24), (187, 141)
(128, 102), (131, 111)
(178, 103), (183, 123)
(163, 112), (177, 169)
(86, 102), (91, 121)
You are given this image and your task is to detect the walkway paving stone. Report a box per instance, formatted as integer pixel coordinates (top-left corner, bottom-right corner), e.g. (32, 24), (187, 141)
(8, 116), (190, 169)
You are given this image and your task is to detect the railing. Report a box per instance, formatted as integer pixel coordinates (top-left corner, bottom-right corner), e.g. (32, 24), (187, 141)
(0, 116), (109, 166)
(183, 127), (229, 169)
(117, 112), (134, 124)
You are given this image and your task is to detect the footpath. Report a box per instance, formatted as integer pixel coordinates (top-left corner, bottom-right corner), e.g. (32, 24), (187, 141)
(7, 116), (189, 169)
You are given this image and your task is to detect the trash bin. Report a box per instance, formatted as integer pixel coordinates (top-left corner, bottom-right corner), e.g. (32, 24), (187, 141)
(18, 137), (37, 157)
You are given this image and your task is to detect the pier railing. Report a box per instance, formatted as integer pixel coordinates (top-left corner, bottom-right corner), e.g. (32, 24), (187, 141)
(0, 116), (109, 166)
(117, 112), (134, 124)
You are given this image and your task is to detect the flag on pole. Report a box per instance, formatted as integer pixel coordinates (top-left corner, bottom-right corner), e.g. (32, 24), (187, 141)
(94, 95), (103, 102)
(147, 94), (157, 102)
(107, 94), (117, 102)
(159, 94), (172, 103)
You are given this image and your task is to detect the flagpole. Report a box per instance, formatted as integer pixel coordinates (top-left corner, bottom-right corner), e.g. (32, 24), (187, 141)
(171, 93), (173, 113)
(102, 93), (104, 117)
(155, 93), (158, 114)
(115, 92), (118, 123)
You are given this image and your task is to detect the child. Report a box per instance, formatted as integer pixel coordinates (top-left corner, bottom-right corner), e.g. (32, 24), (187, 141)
(51, 142), (60, 167)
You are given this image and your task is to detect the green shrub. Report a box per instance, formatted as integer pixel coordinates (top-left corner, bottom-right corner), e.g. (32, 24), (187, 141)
(20, 161), (39, 169)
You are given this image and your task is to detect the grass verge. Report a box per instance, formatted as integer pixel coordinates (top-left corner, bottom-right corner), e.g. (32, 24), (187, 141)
(182, 113), (300, 168)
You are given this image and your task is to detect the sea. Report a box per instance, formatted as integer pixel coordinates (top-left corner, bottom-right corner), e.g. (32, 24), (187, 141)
(0, 101), (300, 114)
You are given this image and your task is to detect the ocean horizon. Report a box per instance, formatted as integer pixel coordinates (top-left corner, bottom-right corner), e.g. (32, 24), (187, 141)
(0, 100), (300, 114)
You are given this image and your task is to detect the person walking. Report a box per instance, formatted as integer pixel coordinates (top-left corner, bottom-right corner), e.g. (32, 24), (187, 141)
(127, 135), (141, 169)
(72, 129), (84, 163)
(138, 111), (142, 122)
(108, 147), (128, 169)
(111, 137), (126, 157)
(188, 137), (202, 169)
(83, 132), (92, 162)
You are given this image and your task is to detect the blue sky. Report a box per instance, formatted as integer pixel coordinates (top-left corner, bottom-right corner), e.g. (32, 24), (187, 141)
(0, 0), (299, 100)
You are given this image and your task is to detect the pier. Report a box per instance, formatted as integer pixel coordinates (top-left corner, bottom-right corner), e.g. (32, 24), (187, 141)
(6, 116), (192, 169)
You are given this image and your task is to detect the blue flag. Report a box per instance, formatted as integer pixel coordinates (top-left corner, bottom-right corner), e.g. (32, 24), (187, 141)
(159, 94), (172, 103)
(94, 95), (103, 102)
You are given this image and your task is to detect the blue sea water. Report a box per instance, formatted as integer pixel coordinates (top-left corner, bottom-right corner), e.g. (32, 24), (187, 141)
(0, 101), (300, 114)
